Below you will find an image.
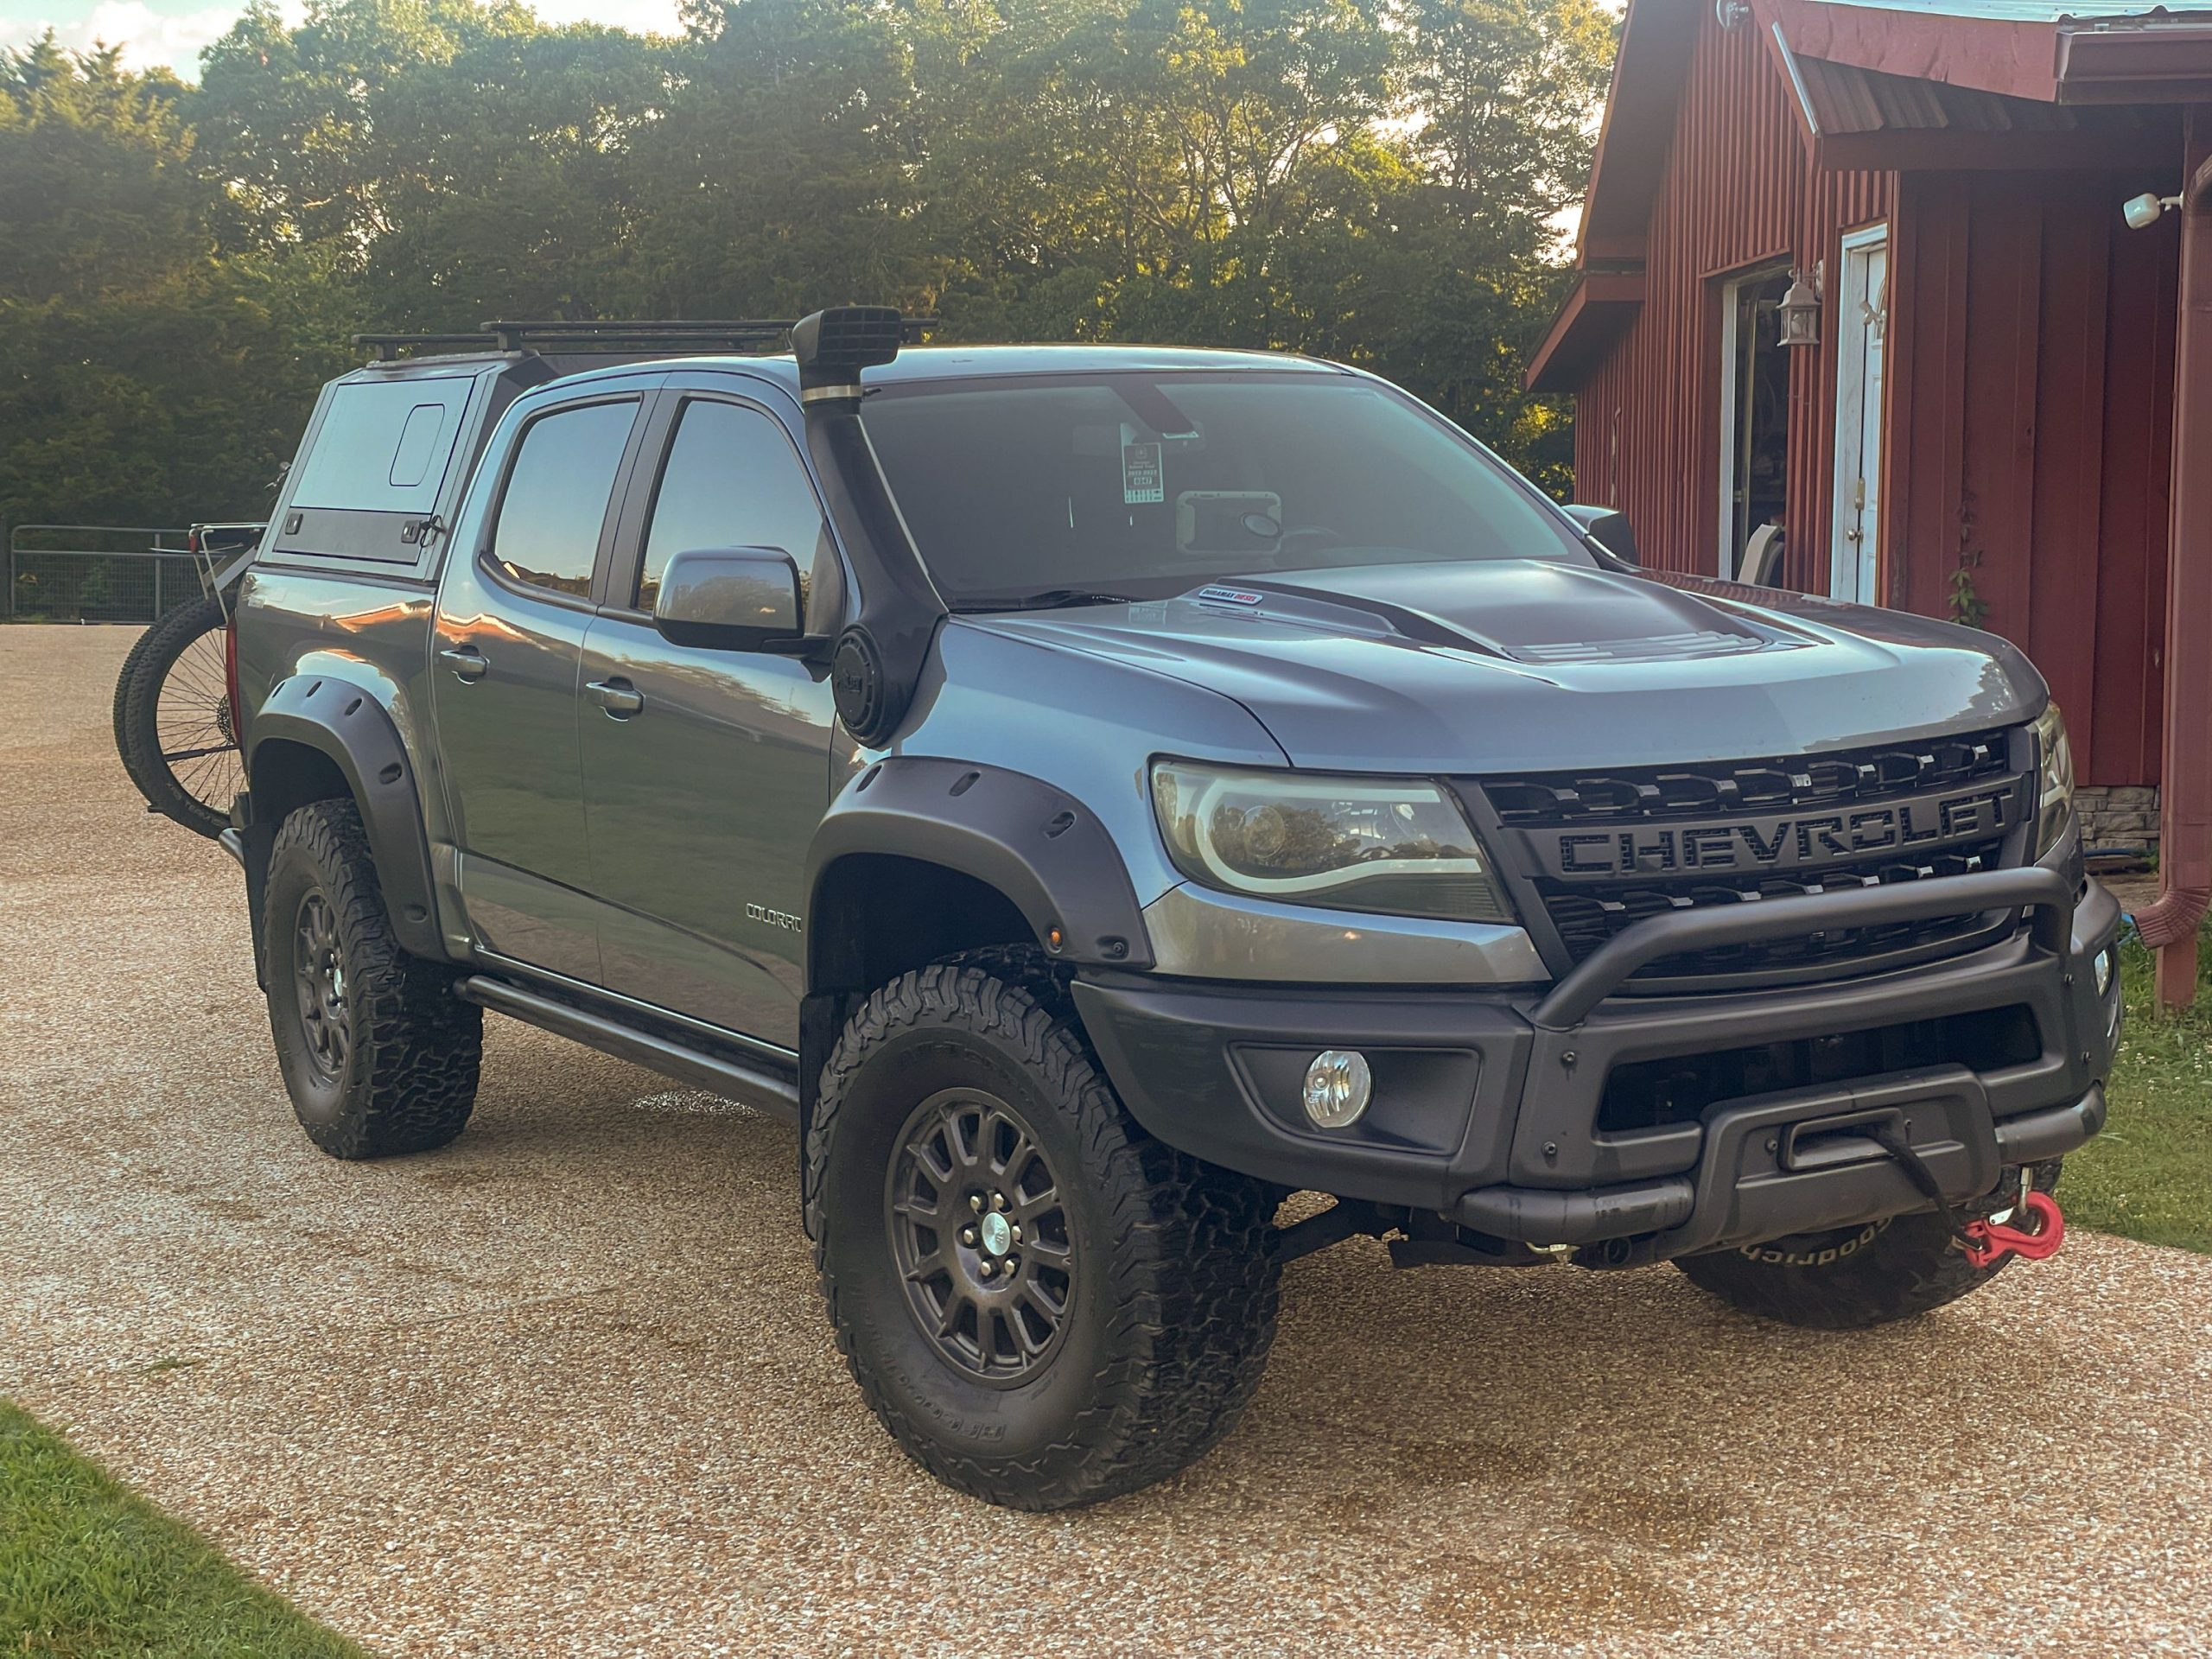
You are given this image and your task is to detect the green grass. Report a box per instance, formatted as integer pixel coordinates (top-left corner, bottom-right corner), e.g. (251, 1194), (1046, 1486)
(0, 1400), (361, 1658)
(2058, 925), (2212, 1254)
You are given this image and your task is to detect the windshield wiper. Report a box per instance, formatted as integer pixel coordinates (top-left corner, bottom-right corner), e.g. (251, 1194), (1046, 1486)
(954, 588), (1140, 613)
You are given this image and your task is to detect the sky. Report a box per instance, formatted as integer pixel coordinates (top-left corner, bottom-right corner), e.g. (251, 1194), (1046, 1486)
(1, 0), (684, 75)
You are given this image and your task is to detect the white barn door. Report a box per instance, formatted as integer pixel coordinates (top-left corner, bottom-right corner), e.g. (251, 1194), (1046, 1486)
(1830, 226), (1889, 604)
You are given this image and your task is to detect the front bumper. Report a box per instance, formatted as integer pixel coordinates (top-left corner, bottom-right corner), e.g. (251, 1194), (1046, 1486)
(1073, 864), (2124, 1260)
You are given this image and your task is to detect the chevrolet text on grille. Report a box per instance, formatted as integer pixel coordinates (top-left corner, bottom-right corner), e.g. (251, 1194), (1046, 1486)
(1545, 781), (2018, 878)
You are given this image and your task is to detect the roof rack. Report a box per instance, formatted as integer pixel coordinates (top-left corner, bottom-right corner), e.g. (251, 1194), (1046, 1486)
(353, 316), (938, 363)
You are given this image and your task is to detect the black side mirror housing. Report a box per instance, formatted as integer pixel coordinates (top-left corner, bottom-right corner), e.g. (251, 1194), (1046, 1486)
(652, 546), (805, 651)
(1561, 504), (1639, 568)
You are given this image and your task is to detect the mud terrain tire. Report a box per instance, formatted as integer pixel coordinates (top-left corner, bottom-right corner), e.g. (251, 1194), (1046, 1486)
(264, 799), (480, 1159)
(806, 962), (1280, 1510)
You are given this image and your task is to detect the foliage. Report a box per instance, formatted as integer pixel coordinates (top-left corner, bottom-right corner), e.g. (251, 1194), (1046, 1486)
(1948, 547), (1988, 628)
(0, 1397), (363, 1656)
(0, 0), (1618, 530)
(2063, 922), (2212, 1255)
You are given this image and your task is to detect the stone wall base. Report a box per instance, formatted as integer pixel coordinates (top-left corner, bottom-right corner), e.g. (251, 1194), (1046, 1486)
(2075, 784), (2160, 858)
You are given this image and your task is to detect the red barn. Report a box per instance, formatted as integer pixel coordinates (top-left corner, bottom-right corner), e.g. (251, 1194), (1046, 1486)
(1528, 0), (2212, 1003)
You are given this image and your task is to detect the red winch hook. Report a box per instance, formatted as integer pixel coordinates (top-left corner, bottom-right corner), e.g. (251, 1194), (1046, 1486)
(1962, 1190), (2066, 1270)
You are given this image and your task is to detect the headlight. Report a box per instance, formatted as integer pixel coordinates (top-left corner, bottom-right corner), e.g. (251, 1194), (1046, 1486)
(2034, 702), (2075, 858)
(1150, 760), (1516, 923)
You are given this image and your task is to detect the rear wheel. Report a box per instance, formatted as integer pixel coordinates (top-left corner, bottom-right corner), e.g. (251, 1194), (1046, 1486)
(116, 593), (240, 839)
(806, 961), (1280, 1510)
(1675, 1163), (2061, 1329)
(264, 799), (480, 1159)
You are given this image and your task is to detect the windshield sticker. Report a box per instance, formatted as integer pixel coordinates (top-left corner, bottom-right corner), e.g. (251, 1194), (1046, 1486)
(1122, 440), (1163, 505)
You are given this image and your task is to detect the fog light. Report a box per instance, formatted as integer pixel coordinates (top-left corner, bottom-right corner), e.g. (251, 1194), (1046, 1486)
(1302, 1050), (1372, 1128)
(2094, 947), (2113, 998)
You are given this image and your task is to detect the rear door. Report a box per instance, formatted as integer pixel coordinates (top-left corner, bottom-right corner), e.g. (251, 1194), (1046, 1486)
(432, 391), (650, 981)
(577, 386), (843, 1047)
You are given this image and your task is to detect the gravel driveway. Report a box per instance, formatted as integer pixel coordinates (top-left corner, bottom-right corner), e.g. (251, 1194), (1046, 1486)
(4, 624), (2209, 1657)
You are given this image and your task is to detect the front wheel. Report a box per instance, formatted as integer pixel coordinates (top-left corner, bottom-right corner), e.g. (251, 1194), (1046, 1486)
(806, 962), (1281, 1510)
(1675, 1163), (2061, 1329)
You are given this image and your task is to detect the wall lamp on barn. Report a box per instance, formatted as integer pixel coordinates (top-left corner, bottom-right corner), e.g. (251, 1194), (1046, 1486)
(1777, 268), (1821, 347)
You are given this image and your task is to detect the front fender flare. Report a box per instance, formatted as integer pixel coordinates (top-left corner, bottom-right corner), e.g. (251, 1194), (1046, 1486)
(804, 757), (1154, 984)
(245, 674), (443, 959)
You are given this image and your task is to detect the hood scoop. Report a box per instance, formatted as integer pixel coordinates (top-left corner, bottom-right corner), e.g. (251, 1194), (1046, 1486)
(1510, 629), (1764, 664)
(1185, 559), (1798, 665)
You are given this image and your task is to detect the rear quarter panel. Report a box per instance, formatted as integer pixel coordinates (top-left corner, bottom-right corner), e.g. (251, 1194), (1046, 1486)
(234, 563), (450, 861)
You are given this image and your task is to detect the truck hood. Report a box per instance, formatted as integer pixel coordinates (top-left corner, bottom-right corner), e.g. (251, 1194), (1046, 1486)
(956, 560), (2045, 773)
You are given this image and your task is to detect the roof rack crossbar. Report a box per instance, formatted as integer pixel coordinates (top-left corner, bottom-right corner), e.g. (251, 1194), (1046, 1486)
(353, 315), (938, 363)
(479, 318), (803, 352)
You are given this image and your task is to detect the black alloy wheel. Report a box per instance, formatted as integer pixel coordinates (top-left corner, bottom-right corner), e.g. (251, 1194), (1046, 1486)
(886, 1087), (1076, 1385)
(290, 888), (350, 1082)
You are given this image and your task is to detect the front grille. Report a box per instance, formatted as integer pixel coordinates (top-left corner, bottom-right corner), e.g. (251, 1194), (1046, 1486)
(1471, 729), (2030, 986)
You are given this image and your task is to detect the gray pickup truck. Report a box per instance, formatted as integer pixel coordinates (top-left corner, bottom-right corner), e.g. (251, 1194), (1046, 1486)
(220, 310), (2120, 1510)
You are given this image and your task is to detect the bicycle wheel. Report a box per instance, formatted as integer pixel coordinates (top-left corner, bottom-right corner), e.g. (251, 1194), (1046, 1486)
(117, 593), (241, 838)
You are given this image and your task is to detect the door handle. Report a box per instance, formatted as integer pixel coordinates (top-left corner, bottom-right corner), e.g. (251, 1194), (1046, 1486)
(588, 677), (645, 718)
(439, 645), (488, 683)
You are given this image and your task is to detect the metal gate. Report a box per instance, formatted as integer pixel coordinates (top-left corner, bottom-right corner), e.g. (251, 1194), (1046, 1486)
(4, 525), (201, 622)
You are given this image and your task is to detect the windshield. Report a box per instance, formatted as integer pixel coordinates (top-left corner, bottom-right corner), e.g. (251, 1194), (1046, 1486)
(858, 370), (1589, 609)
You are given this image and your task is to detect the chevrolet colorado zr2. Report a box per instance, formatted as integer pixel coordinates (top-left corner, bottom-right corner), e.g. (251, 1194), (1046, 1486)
(215, 309), (2120, 1510)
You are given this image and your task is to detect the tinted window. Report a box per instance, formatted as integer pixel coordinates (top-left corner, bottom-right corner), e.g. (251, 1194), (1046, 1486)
(639, 401), (829, 611)
(860, 372), (1586, 607)
(490, 400), (637, 598)
(290, 377), (470, 513)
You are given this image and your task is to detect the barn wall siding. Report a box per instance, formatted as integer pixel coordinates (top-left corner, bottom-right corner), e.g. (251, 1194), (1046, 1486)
(1571, 14), (2177, 787)
(1886, 168), (2178, 785)
(1571, 10), (1892, 589)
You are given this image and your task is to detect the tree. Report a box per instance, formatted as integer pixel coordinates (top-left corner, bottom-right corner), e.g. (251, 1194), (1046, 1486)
(0, 38), (352, 531)
(0, 0), (1618, 526)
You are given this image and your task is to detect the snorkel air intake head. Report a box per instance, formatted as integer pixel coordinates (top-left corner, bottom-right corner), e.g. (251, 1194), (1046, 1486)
(791, 306), (906, 407)
(789, 306), (945, 747)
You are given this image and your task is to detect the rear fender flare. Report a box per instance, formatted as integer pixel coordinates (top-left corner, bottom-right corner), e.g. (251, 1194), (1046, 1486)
(245, 674), (443, 959)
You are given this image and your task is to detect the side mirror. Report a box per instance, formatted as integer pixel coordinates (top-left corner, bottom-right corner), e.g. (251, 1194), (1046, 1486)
(1561, 504), (1639, 568)
(653, 546), (804, 651)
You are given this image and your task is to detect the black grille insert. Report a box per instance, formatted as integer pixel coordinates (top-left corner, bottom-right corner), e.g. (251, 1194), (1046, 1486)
(1473, 729), (2029, 985)
(1484, 730), (2013, 827)
(1597, 1004), (2044, 1137)
(1536, 836), (2010, 980)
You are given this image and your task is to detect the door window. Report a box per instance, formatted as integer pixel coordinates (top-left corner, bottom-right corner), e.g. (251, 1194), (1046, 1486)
(489, 399), (638, 598)
(639, 401), (830, 613)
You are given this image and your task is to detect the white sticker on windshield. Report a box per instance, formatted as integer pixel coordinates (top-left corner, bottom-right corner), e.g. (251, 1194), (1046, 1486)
(1122, 440), (1163, 505)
